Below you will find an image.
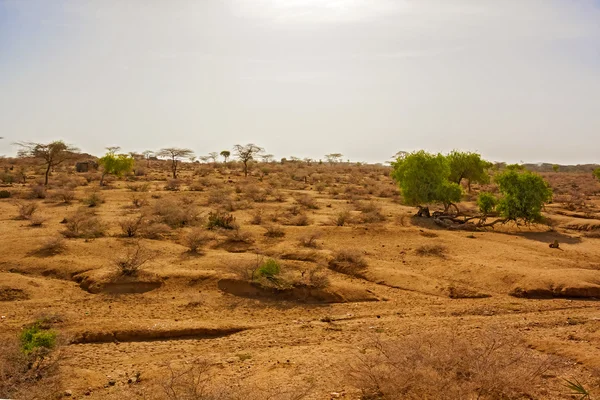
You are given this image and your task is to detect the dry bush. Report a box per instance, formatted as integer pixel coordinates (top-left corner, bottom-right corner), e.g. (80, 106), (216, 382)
(284, 212), (311, 226)
(328, 249), (367, 277)
(15, 202), (37, 220)
(62, 209), (106, 238)
(53, 188), (75, 204)
(27, 185), (46, 199)
(165, 179), (181, 191)
(154, 198), (203, 228)
(223, 227), (255, 245)
(331, 209), (352, 226)
(249, 208), (264, 225)
(415, 244), (447, 257)
(114, 242), (153, 276)
(207, 210), (237, 230)
(127, 182), (150, 192)
(28, 215), (46, 227)
(36, 236), (67, 256)
(295, 194), (319, 209)
(182, 228), (212, 254)
(350, 330), (555, 400)
(298, 230), (322, 248)
(140, 222), (172, 240)
(355, 201), (386, 223)
(131, 194), (149, 208)
(82, 191), (104, 207)
(263, 224), (285, 238)
(303, 266), (330, 289)
(243, 184), (268, 202)
(119, 215), (145, 237)
(271, 189), (286, 202)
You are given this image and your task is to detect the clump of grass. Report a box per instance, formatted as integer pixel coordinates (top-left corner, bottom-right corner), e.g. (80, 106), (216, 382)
(119, 215), (145, 237)
(329, 249), (367, 277)
(154, 198), (203, 228)
(415, 244), (447, 257)
(82, 191), (104, 207)
(36, 236), (67, 256)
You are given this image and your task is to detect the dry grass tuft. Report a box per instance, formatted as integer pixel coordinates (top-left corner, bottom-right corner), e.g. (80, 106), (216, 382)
(328, 249), (368, 277)
(415, 244), (447, 257)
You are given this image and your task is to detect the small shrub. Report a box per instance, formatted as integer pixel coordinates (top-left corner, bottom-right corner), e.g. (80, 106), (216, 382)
(0, 190), (11, 199)
(62, 209), (105, 238)
(331, 209), (352, 226)
(114, 242), (152, 276)
(82, 191), (104, 207)
(36, 236), (67, 256)
(15, 202), (37, 220)
(285, 213), (311, 226)
(182, 228), (212, 253)
(329, 249), (367, 276)
(249, 208), (264, 225)
(165, 179), (181, 191)
(154, 198), (203, 228)
(207, 210), (236, 230)
(264, 224), (285, 238)
(119, 215), (144, 237)
(54, 189), (75, 204)
(223, 227), (255, 244)
(140, 222), (171, 240)
(415, 244), (447, 257)
(20, 323), (57, 355)
(298, 231), (322, 248)
(127, 182), (150, 192)
(295, 194), (319, 209)
(131, 194), (148, 208)
(257, 258), (281, 279)
(28, 215), (46, 227)
(477, 192), (497, 216)
(305, 267), (330, 289)
(27, 185), (46, 199)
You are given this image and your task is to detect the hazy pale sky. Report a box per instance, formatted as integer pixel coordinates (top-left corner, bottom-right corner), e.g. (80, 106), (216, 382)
(1, 0), (599, 164)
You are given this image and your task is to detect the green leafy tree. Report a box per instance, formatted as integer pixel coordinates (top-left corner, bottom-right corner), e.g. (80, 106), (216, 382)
(447, 150), (492, 192)
(391, 151), (462, 213)
(98, 150), (134, 186)
(593, 168), (600, 182)
(495, 169), (552, 224)
(552, 164), (560, 172)
(477, 192), (497, 217)
(16, 140), (79, 185)
(220, 150), (231, 163)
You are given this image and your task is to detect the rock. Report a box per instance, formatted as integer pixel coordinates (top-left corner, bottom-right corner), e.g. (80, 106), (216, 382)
(64, 390), (73, 397)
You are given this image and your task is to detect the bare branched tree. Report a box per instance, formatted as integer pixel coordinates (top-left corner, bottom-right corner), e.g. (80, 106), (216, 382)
(325, 153), (343, 164)
(157, 148), (194, 179)
(142, 150), (154, 167)
(208, 152), (219, 164)
(15, 140), (79, 185)
(233, 144), (264, 177)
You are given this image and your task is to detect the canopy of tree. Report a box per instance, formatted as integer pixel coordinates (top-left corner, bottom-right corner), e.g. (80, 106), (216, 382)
(98, 151), (134, 185)
(447, 150), (492, 191)
(16, 140), (79, 185)
(495, 169), (553, 224)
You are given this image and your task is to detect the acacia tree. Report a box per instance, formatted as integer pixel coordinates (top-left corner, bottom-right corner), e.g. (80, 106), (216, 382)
(391, 151), (462, 215)
(233, 144), (264, 177)
(495, 169), (552, 225)
(208, 152), (219, 164)
(157, 148), (194, 179)
(325, 153), (343, 164)
(142, 150), (154, 167)
(220, 150), (230, 163)
(98, 150), (134, 186)
(261, 154), (274, 163)
(447, 150), (492, 192)
(16, 140), (79, 185)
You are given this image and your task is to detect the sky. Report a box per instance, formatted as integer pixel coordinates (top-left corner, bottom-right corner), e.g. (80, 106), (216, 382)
(1, 0), (599, 164)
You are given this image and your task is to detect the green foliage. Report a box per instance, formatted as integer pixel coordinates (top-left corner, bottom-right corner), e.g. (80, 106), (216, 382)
(552, 164), (560, 172)
(20, 323), (56, 355)
(207, 210), (236, 230)
(391, 151), (462, 209)
(506, 163), (525, 171)
(477, 192), (497, 216)
(447, 151), (491, 189)
(98, 151), (134, 185)
(563, 378), (591, 400)
(495, 169), (552, 224)
(257, 258), (281, 279)
(593, 168), (600, 182)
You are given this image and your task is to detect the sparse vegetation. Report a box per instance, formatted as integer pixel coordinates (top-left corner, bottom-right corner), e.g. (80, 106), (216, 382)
(328, 249), (367, 276)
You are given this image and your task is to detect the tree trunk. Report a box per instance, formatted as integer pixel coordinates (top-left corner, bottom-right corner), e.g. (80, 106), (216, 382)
(172, 159), (177, 179)
(243, 161), (248, 177)
(44, 164), (51, 186)
(100, 172), (107, 186)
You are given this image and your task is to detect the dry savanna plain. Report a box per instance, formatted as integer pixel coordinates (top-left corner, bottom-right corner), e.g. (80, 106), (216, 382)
(1, 156), (600, 399)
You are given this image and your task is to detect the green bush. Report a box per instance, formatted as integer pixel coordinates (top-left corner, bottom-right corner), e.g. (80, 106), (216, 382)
(207, 211), (236, 230)
(20, 323), (57, 355)
(477, 192), (497, 216)
(495, 169), (552, 224)
(257, 258), (281, 279)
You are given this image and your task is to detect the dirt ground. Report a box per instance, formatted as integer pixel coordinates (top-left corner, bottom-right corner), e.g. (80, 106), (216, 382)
(1, 161), (600, 399)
